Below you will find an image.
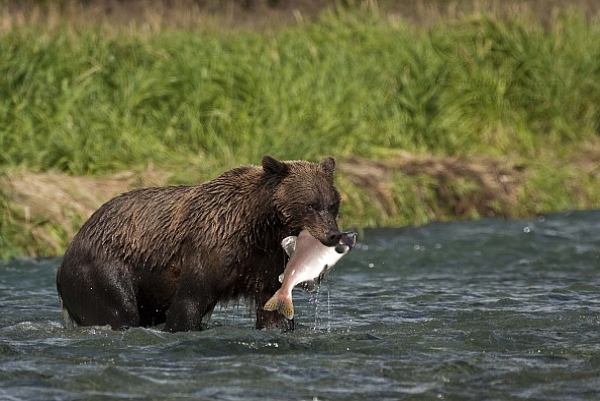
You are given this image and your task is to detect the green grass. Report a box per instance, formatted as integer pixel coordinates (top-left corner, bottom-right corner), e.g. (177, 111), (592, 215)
(2, 7), (599, 174)
(1, 3), (600, 258)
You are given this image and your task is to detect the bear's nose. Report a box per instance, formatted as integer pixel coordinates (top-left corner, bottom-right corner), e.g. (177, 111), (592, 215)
(324, 230), (341, 246)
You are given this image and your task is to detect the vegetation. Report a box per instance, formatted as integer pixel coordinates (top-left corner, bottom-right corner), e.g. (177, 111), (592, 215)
(1, 1), (600, 258)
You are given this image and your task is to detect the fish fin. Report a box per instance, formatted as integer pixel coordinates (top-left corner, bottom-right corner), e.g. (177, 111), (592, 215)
(298, 280), (317, 293)
(315, 267), (329, 285)
(281, 236), (297, 257)
(263, 291), (294, 320)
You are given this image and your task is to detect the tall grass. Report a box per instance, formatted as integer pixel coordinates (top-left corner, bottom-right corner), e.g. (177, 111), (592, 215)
(1, 6), (599, 176)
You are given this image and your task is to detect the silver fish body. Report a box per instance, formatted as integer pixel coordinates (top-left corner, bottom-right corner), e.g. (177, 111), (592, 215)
(263, 229), (357, 320)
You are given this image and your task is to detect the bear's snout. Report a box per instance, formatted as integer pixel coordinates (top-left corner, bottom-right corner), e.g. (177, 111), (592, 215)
(323, 230), (342, 246)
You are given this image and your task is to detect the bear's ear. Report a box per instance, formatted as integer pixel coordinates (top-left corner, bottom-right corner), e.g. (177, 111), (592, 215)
(262, 155), (289, 176)
(320, 157), (336, 179)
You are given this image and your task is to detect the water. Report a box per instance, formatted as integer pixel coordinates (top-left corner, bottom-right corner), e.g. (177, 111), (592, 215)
(1, 210), (600, 400)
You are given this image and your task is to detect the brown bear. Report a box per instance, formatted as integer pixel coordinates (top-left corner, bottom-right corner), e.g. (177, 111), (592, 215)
(56, 156), (342, 332)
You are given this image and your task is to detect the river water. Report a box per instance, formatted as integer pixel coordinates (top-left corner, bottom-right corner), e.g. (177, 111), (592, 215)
(1, 210), (600, 400)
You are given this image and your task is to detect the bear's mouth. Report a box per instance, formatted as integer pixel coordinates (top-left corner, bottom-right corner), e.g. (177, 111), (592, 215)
(319, 230), (342, 247)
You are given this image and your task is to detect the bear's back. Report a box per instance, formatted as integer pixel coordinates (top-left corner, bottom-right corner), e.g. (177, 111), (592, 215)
(65, 165), (273, 269)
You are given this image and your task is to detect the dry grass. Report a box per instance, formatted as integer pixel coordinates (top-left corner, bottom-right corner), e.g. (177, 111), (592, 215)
(1, 0), (599, 37)
(1, 169), (169, 255)
(5, 155), (523, 229)
(0, 0), (332, 35)
(1, 154), (522, 256)
(339, 153), (523, 220)
(3, 170), (169, 228)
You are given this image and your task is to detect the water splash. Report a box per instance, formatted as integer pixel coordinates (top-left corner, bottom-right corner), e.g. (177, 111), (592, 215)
(308, 286), (321, 332)
(308, 280), (332, 333)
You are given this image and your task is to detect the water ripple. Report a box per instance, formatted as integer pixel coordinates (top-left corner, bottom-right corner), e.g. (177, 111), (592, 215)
(2, 211), (600, 399)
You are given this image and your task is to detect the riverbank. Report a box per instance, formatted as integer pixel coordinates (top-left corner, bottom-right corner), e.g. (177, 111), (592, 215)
(1, 1), (600, 258)
(3, 146), (600, 259)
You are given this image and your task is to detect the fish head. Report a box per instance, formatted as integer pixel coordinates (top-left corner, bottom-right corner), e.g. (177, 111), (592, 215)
(340, 231), (358, 247)
(333, 231), (358, 254)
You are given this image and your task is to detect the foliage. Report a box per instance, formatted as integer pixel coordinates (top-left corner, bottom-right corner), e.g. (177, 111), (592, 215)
(1, 8), (599, 174)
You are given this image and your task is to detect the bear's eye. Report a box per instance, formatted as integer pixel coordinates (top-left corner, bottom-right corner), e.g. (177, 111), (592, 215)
(328, 203), (339, 215)
(307, 202), (319, 212)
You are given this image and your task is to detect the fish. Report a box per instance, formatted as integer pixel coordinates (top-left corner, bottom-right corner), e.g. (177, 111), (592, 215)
(263, 229), (357, 320)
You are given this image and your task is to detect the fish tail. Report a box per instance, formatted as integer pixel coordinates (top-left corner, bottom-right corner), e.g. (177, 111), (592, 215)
(263, 291), (294, 320)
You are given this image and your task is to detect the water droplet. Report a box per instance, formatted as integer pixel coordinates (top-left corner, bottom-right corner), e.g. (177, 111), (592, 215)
(368, 263), (375, 268)
(523, 226), (531, 233)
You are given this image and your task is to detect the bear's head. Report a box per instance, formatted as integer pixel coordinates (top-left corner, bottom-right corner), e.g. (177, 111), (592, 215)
(263, 155), (342, 246)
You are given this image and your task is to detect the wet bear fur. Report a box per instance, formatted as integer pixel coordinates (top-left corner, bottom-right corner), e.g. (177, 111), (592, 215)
(56, 156), (342, 332)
